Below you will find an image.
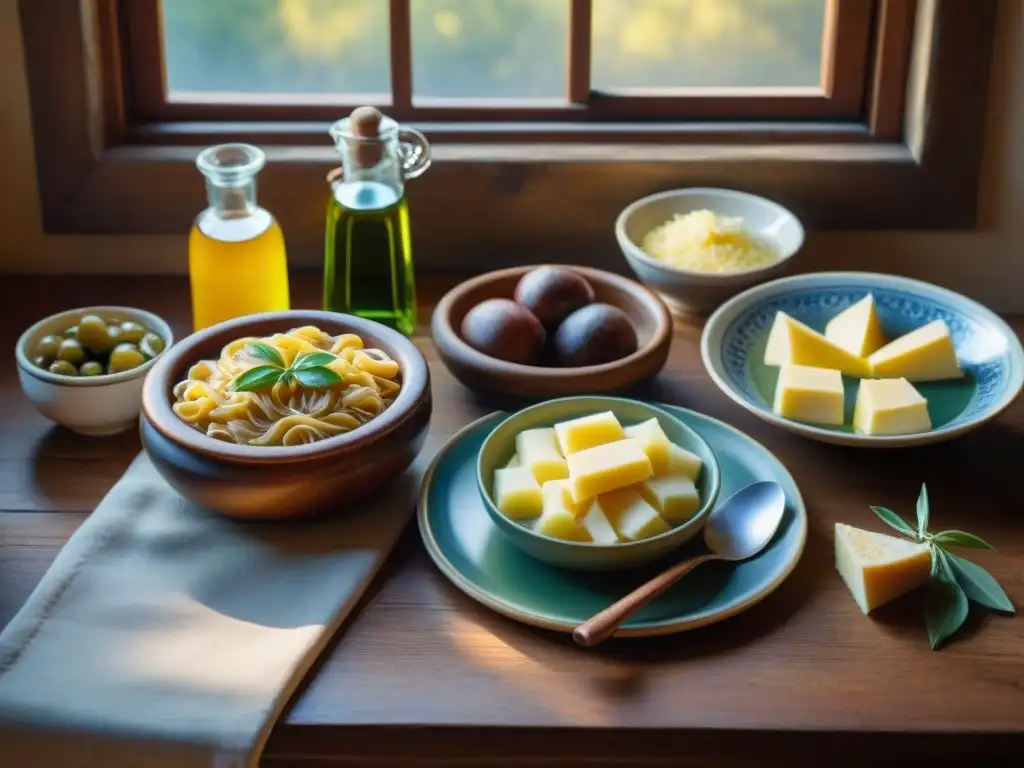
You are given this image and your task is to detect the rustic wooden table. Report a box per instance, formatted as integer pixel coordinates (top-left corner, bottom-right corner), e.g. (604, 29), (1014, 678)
(1, 274), (1022, 766)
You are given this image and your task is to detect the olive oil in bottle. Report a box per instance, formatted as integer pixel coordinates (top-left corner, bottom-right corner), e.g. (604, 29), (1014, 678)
(323, 107), (431, 337)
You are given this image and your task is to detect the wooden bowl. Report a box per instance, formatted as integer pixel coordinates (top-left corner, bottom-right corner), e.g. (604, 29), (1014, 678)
(140, 311), (431, 520)
(432, 265), (672, 398)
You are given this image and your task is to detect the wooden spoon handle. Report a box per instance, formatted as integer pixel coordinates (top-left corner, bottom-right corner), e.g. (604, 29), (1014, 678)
(573, 554), (719, 647)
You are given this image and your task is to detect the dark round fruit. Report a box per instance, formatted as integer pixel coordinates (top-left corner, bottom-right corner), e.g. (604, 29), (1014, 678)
(461, 298), (546, 365)
(514, 266), (596, 329)
(553, 303), (638, 367)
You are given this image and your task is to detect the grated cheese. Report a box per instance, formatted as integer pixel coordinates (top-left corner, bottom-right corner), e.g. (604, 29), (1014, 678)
(641, 209), (778, 274)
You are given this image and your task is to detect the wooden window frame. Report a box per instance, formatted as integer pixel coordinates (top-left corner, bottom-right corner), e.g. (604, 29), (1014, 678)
(18, 0), (997, 273)
(124, 0), (875, 124)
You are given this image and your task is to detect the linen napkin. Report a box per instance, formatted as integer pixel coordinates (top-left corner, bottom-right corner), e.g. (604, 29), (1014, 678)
(0, 444), (434, 767)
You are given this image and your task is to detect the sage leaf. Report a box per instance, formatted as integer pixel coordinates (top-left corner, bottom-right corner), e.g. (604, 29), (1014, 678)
(870, 506), (917, 539)
(916, 483), (930, 539)
(924, 552), (969, 650)
(294, 366), (342, 389)
(248, 341), (285, 368)
(945, 551), (1015, 614)
(232, 365), (283, 392)
(293, 351), (337, 370)
(932, 530), (996, 551)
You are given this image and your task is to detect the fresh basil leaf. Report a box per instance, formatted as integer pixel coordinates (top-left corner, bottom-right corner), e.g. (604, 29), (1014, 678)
(293, 351), (337, 370)
(232, 365), (283, 392)
(294, 366), (342, 389)
(916, 483), (930, 539)
(924, 551), (969, 650)
(248, 341), (285, 368)
(932, 530), (996, 551)
(281, 371), (295, 386)
(945, 551), (1015, 614)
(870, 506), (917, 539)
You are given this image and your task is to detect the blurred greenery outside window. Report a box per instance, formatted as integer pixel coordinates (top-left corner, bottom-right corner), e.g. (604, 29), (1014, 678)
(161, 0), (827, 100)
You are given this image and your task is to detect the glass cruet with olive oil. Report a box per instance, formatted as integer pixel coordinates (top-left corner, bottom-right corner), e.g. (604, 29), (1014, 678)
(189, 143), (290, 331)
(323, 107), (431, 337)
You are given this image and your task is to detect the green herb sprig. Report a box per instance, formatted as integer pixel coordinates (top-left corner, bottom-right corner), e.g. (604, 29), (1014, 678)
(231, 341), (342, 392)
(871, 484), (1014, 650)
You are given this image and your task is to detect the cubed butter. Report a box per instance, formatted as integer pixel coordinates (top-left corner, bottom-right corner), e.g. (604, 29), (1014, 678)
(534, 503), (591, 542)
(666, 443), (703, 481)
(853, 378), (931, 436)
(554, 411), (626, 455)
(825, 294), (886, 358)
(566, 438), (653, 504)
(592, 487), (670, 541)
(515, 427), (568, 484)
(492, 466), (542, 520)
(579, 503), (620, 545)
(639, 474), (701, 523)
(835, 523), (932, 614)
(624, 417), (672, 474)
(764, 311), (871, 377)
(505, 454), (520, 468)
(773, 364), (845, 426)
(867, 320), (962, 382)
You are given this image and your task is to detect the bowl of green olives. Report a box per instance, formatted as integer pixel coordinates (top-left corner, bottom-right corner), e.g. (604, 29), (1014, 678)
(15, 306), (173, 436)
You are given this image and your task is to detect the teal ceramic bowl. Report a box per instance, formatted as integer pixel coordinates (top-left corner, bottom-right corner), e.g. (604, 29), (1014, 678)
(477, 396), (721, 570)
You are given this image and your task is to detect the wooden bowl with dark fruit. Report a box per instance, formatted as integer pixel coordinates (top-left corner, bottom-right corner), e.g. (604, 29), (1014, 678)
(431, 265), (672, 397)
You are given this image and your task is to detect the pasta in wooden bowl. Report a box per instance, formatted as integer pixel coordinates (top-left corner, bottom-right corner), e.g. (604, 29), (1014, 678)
(141, 311), (431, 519)
(172, 326), (403, 447)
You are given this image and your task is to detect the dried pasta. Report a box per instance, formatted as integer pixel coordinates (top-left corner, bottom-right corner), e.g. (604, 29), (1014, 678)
(172, 326), (402, 447)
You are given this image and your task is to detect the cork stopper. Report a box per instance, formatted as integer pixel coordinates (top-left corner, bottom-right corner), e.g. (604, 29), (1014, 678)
(351, 106), (384, 170)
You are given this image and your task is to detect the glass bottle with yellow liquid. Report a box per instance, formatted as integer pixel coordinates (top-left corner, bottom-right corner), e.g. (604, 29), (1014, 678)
(323, 108), (431, 337)
(189, 143), (290, 331)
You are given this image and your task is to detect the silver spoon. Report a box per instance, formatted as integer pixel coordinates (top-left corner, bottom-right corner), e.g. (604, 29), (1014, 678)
(573, 481), (787, 647)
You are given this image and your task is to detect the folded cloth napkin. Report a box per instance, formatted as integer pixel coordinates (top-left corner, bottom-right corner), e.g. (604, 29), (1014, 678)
(0, 446), (433, 767)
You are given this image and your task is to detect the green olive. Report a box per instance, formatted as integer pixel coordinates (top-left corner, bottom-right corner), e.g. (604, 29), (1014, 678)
(109, 343), (146, 373)
(56, 338), (85, 364)
(119, 321), (146, 344)
(140, 332), (165, 358)
(77, 314), (111, 353)
(48, 360), (78, 377)
(64, 326), (78, 339)
(36, 334), (62, 359)
(106, 324), (122, 346)
(33, 355), (51, 369)
(79, 360), (105, 376)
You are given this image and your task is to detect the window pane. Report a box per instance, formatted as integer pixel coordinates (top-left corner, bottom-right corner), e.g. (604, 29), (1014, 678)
(411, 0), (568, 99)
(161, 0), (390, 96)
(592, 0), (827, 90)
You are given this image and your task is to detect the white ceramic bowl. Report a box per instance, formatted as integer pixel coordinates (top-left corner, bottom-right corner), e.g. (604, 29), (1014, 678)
(616, 188), (805, 315)
(15, 306), (174, 436)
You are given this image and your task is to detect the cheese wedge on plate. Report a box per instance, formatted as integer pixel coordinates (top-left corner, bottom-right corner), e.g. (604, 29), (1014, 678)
(835, 523), (932, 613)
(825, 294), (886, 357)
(764, 312), (871, 377)
(853, 378), (931, 435)
(867, 320), (962, 382)
(773, 363), (845, 426)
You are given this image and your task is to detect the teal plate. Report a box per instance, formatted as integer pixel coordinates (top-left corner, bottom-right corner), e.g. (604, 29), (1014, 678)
(418, 406), (807, 637)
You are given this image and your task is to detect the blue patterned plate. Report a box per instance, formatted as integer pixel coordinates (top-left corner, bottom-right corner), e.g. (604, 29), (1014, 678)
(701, 272), (1024, 447)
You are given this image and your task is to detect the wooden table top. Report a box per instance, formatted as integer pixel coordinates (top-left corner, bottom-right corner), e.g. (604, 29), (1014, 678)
(1, 274), (1023, 767)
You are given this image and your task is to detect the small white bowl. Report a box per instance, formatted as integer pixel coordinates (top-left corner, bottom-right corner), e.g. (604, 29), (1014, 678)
(15, 306), (174, 436)
(616, 187), (805, 315)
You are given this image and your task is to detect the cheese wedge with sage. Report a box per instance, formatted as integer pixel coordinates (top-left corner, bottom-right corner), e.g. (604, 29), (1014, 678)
(835, 523), (932, 614)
